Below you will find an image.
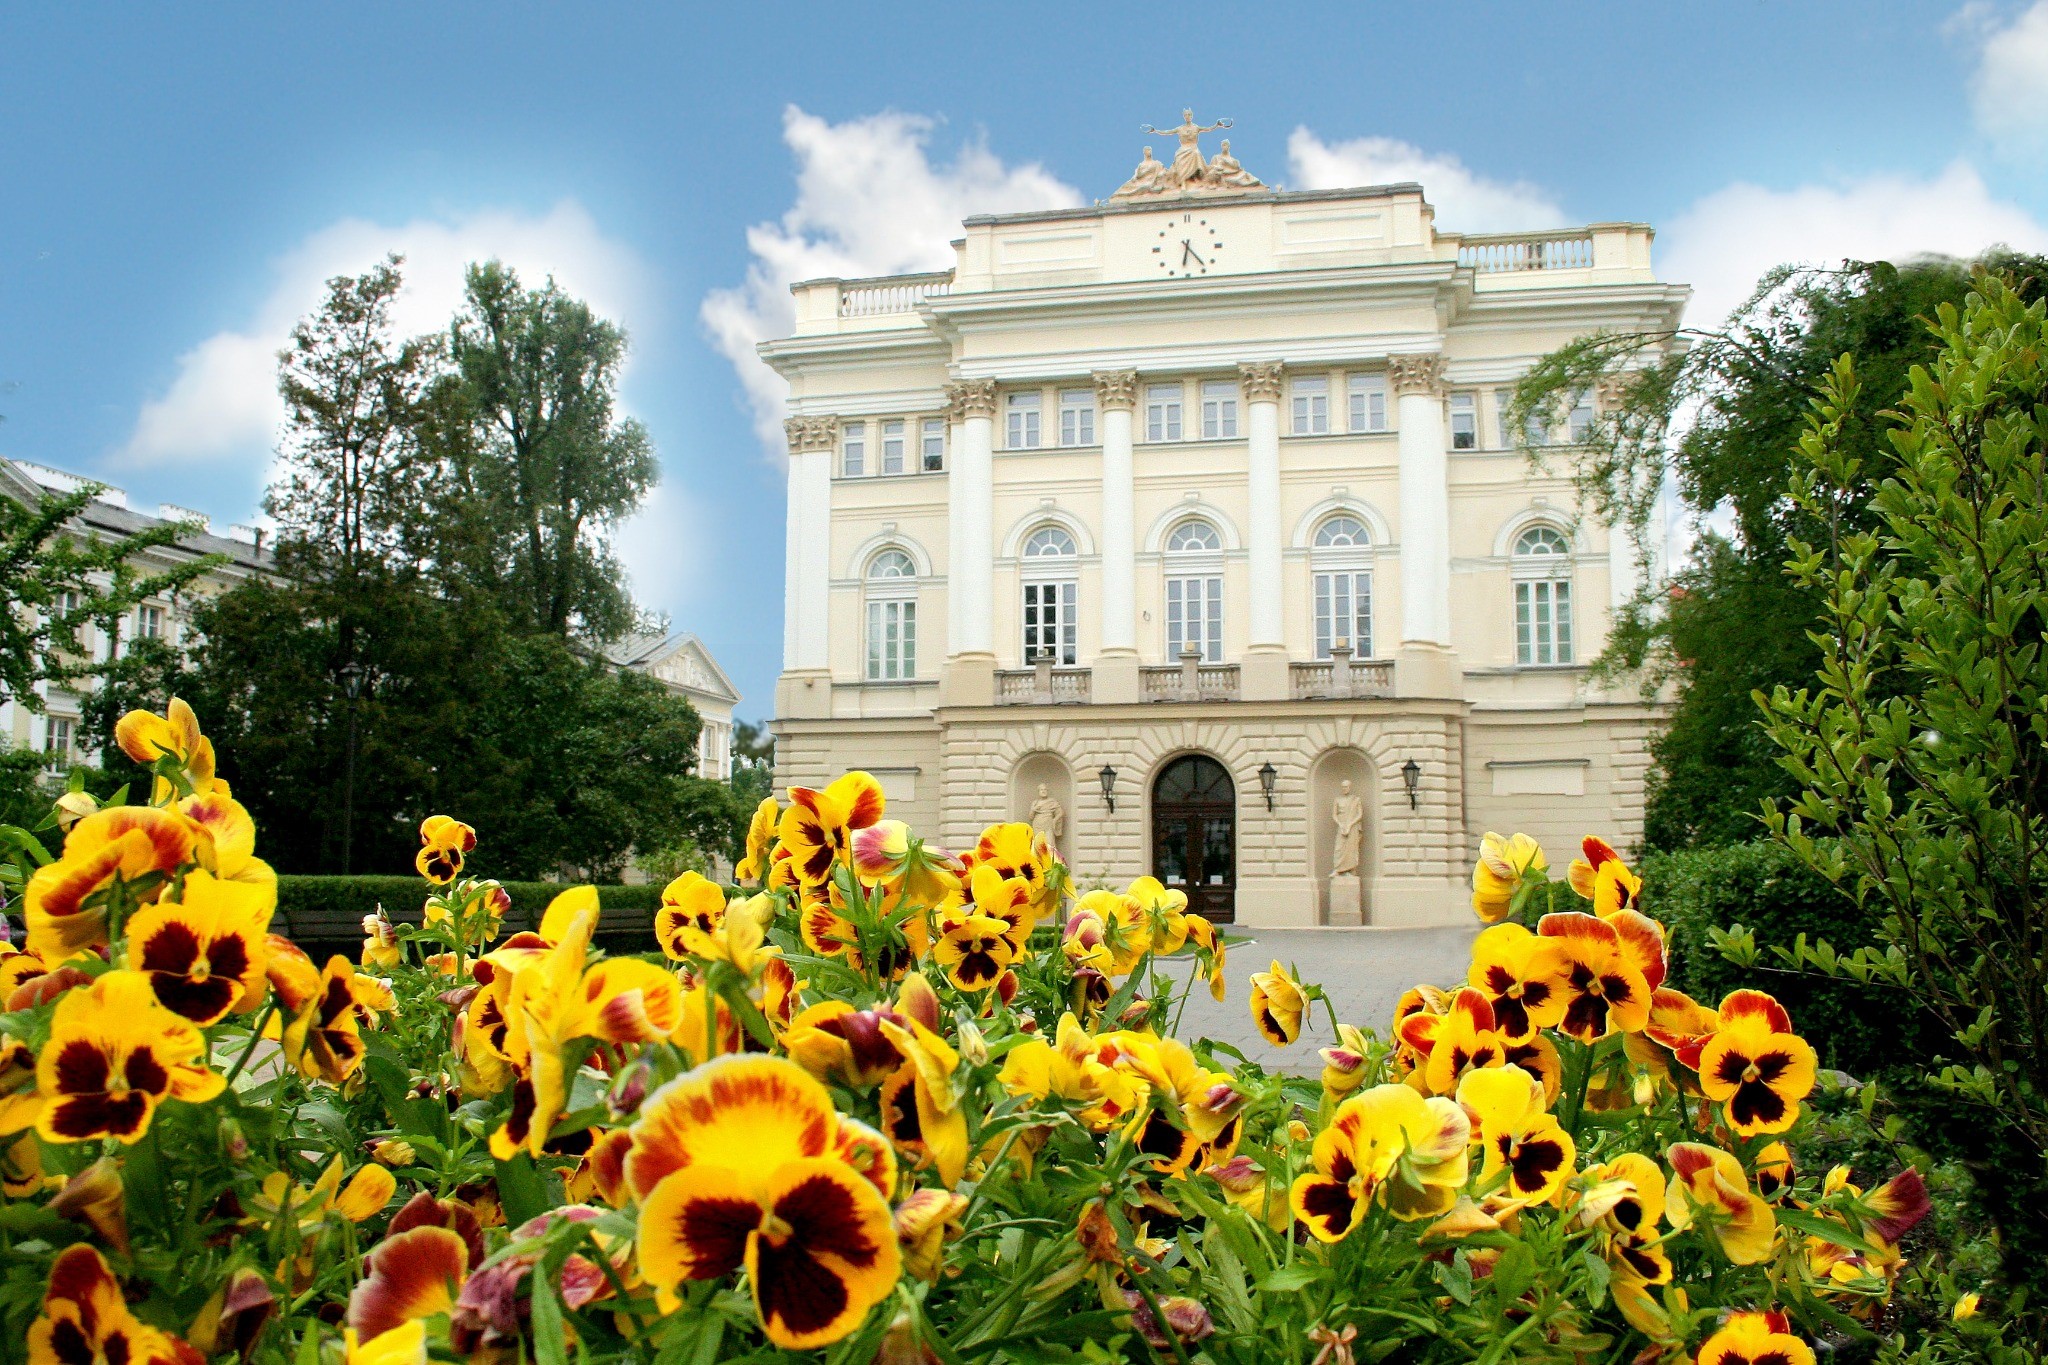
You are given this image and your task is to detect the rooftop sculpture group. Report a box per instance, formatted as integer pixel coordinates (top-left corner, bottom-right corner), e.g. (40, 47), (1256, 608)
(1112, 109), (1266, 200)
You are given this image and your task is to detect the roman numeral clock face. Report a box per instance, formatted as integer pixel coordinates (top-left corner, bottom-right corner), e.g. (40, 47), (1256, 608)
(1155, 212), (1222, 277)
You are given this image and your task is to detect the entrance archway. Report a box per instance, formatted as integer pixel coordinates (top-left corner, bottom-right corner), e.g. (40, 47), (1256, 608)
(1151, 754), (1235, 923)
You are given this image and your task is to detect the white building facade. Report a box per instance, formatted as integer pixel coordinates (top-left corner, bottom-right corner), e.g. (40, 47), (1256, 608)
(765, 143), (1687, 927)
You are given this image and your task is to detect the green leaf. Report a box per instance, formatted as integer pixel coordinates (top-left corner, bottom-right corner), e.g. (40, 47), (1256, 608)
(1256, 1263), (1321, 1293)
(528, 1265), (568, 1365)
(1773, 1205), (1881, 1255)
(492, 1152), (554, 1229)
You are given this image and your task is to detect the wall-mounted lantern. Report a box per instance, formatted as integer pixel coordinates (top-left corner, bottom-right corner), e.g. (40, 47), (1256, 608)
(1401, 757), (1421, 810)
(1098, 764), (1119, 813)
(1257, 761), (1277, 812)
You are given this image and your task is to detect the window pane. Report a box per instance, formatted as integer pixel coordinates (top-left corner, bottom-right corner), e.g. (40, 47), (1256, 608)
(1450, 393), (1477, 450)
(1291, 376), (1329, 435)
(1568, 394), (1594, 443)
(1554, 583), (1572, 662)
(921, 417), (946, 471)
(881, 420), (905, 474)
(1059, 389), (1095, 446)
(1348, 374), (1387, 433)
(1146, 383), (1182, 442)
(842, 422), (866, 476)
(1200, 380), (1238, 439)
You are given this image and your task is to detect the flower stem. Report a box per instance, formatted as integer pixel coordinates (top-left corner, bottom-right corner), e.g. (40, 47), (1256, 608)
(223, 1000), (278, 1087)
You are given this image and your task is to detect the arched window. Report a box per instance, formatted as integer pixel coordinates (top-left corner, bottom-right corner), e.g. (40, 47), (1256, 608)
(1164, 519), (1223, 663)
(864, 549), (918, 680)
(1512, 525), (1573, 665)
(1311, 515), (1374, 658)
(1020, 524), (1078, 665)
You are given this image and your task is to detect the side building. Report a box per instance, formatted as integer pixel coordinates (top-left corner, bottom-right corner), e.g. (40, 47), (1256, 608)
(763, 130), (1687, 927)
(600, 630), (742, 781)
(1, 455), (273, 769)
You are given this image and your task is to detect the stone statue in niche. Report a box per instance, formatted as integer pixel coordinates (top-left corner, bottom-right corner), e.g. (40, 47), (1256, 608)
(1330, 779), (1364, 876)
(1115, 147), (1173, 198)
(1028, 783), (1066, 852)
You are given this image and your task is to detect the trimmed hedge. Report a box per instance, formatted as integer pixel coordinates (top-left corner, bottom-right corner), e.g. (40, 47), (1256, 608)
(275, 876), (664, 955)
(1640, 841), (1902, 1078)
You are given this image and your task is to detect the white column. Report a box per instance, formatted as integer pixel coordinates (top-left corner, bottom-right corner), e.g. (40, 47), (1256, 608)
(1240, 362), (1286, 647)
(1095, 370), (1138, 654)
(782, 417), (835, 673)
(1391, 355), (1452, 646)
(945, 379), (997, 658)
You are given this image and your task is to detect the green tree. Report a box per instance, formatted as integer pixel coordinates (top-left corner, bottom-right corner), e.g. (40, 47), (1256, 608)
(436, 261), (656, 641)
(0, 475), (217, 713)
(1758, 274), (2048, 1283)
(729, 717), (775, 810)
(1512, 253), (2048, 850)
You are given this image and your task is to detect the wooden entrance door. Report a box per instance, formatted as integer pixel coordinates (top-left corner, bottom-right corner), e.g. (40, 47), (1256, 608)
(1151, 754), (1236, 923)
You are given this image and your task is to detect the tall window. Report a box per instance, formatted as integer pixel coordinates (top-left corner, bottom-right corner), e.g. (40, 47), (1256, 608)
(1290, 376), (1329, 435)
(137, 604), (164, 640)
(1200, 379), (1239, 438)
(841, 421), (867, 477)
(1449, 393), (1477, 449)
(1311, 515), (1374, 658)
(1058, 389), (1095, 446)
(1567, 392), (1595, 443)
(1512, 526), (1573, 665)
(881, 420), (906, 474)
(920, 418), (947, 471)
(1021, 526), (1078, 665)
(1006, 392), (1042, 449)
(1163, 519), (1223, 662)
(1348, 374), (1387, 432)
(42, 716), (74, 773)
(1145, 383), (1183, 442)
(864, 549), (918, 681)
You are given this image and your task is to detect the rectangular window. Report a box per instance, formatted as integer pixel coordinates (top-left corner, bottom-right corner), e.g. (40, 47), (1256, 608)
(1291, 376), (1330, 435)
(1200, 380), (1239, 439)
(1145, 383), (1182, 442)
(1568, 393), (1595, 443)
(1313, 571), (1374, 659)
(1496, 389), (1520, 449)
(1164, 576), (1223, 663)
(880, 420), (906, 474)
(1006, 392), (1042, 449)
(1450, 392), (1477, 450)
(841, 421), (867, 477)
(1515, 580), (1575, 665)
(42, 717), (74, 772)
(920, 418), (946, 472)
(1022, 581), (1077, 665)
(1348, 374), (1387, 433)
(1058, 389), (1095, 446)
(137, 605), (163, 640)
(865, 599), (917, 680)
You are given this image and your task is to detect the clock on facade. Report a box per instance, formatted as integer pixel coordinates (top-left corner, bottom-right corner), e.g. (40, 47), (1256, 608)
(1154, 212), (1223, 277)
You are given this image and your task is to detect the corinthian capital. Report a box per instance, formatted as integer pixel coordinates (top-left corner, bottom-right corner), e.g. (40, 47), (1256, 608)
(784, 415), (838, 454)
(1237, 361), (1285, 403)
(945, 378), (999, 421)
(1093, 369), (1139, 411)
(1387, 353), (1448, 399)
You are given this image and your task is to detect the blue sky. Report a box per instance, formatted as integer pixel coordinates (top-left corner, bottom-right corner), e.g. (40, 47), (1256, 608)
(6, 1), (2047, 721)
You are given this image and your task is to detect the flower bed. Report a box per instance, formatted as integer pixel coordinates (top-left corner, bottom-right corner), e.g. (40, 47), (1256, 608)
(0, 701), (1968, 1363)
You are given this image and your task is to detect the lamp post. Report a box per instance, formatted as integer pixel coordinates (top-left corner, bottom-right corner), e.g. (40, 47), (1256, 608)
(1098, 764), (1119, 813)
(340, 661), (365, 873)
(1257, 761), (1277, 812)
(1401, 757), (1421, 810)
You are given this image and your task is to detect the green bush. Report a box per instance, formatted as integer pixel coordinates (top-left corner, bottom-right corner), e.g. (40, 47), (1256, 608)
(274, 875), (663, 952)
(1641, 841), (1901, 1077)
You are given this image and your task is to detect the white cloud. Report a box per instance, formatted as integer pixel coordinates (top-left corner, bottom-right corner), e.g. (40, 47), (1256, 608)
(1285, 128), (1569, 232)
(116, 201), (645, 473)
(702, 106), (1081, 457)
(1659, 161), (2048, 326)
(1956, 0), (2048, 157)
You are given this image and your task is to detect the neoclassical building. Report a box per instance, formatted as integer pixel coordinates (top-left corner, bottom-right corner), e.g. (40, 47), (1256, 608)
(766, 126), (1687, 926)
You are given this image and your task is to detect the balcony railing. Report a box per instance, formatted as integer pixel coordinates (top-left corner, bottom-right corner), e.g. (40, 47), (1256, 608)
(1291, 654), (1394, 700)
(995, 662), (1092, 705)
(838, 273), (953, 318)
(1141, 657), (1241, 702)
(1457, 233), (1595, 273)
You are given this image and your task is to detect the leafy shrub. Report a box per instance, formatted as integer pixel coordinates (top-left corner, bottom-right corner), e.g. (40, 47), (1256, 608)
(1641, 841), (1896, 1076)
(273, 874), (660, 950)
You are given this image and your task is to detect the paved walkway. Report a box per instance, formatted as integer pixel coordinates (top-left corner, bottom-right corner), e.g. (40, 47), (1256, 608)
(1151, 925), (1480, 1073)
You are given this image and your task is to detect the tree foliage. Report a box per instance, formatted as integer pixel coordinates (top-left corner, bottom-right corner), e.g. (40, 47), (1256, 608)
(1755, 274), (2048, 1275)
(1511, 252), (2048, 849)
